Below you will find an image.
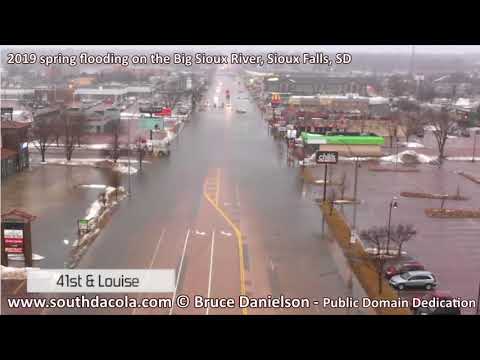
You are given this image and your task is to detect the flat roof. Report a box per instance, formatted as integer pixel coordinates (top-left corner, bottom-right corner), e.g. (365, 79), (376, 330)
(1, 89), (35, 95)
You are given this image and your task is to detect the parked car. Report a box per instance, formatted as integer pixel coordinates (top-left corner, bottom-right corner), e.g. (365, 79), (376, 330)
(412, 291), (461, 315)
(384, 261), (425, 279)
(389, 270), (437, 290)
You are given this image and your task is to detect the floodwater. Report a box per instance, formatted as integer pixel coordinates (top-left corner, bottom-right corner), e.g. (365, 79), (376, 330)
(2, 164), (113, 268)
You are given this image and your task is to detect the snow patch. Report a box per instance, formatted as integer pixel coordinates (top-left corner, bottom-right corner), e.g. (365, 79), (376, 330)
(8, 253), (45, 261)
(113, 164), (138, 174)
(381, 150), (437, 164)
(399, 142), (425, 148)
(78, 184), (108, 189)
(1, 265), (29, 279)
(45, 158), (149, 165)
(446, 156), (480, 161)
(85, 200), (103, 221)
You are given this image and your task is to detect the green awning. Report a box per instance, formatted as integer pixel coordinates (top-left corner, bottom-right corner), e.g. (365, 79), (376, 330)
(301, 132), (384, 145)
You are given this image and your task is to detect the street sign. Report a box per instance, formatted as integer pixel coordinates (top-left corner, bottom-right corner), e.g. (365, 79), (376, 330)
(1, 107), (13, 114)
(316, 151), (339, 164)
(78, 219), (89, 231)
(140, 116), (164, 130)
(1, 209), (36, 267)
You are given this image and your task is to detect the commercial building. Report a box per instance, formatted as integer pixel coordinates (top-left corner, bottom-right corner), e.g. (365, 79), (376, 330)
(73, 86), (152, 103)
(1, 120), (30, 178)
(0, 89), (35, 101)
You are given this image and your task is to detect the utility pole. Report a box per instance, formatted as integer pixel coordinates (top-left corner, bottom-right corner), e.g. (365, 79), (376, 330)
(409, 45), (415, 77)
(386, 197), (398, 255)
(476, 280), (480, 315)
(127, 116), (131, 197)
(472, 130), (479, 162)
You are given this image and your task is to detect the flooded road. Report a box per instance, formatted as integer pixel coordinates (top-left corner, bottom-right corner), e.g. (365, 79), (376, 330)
(5, 72), (361, 315)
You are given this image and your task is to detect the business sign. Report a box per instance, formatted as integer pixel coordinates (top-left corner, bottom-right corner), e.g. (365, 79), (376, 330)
(1, 107), (13, 114)
(3, 228), (24, 254)
(315, 151), (339, 164)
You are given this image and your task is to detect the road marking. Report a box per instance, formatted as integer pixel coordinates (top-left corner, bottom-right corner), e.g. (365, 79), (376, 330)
(169, 228), (191, 315)
(215, 168), (221, 206)
(148, 228), (166, 269)
(203, 184), (248, 315)
(132, 228), (166, 315)
(206, 229), (215, 315)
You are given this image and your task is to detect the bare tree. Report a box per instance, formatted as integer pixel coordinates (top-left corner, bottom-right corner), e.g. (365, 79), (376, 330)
(62, 109), (85, 161)
(387, 114), (400, 148)
(390, 224), (416, 257)
(161, 91), (182, 109)
(360, 226), (388, 256)
(110, 119), (121, 163)
(427, 108), (457, 162)
(360, 226), (389, 294)
(110, 170), (122, 201)
(29, 117), (55, 163)
(51, 115), (63, 147)
(401, 112), (422, 143)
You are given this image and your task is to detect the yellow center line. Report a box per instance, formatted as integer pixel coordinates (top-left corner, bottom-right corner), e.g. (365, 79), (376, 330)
(203, 175), (248, 315)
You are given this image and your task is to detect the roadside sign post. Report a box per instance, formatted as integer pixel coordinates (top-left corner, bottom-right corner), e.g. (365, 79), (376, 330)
(315, 151), (339, 203)
(1, 209), (36, 267)
(323, 164), (328, 202)
(78, 219), (89, 237)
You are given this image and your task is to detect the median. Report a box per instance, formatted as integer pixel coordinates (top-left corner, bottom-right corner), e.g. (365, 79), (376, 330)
(319, 202), (411, 315)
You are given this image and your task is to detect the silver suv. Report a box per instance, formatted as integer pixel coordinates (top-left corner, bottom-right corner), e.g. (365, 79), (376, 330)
(389, 271), (437, 290)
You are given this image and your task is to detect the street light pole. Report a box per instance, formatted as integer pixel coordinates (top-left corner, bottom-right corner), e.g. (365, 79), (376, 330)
(127, 116), (132, 197)
(476, 280), (480, 315)
(386, 197), (398, 255)
(352, 157), (359, 230)
(472, 131), (478, 163)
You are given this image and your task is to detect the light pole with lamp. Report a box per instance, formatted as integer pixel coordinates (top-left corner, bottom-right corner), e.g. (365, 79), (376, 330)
(127, 115), (132, 197)
(472, 129), (480, 162)
(386, 196), (398, 255)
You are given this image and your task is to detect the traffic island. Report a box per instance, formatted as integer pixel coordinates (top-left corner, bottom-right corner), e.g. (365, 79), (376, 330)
(400, 192), (469, 200)
(67, 186), (127, 268)
(425, 208), (480, 218)
(319, 202), (411, 315)
(369, 166), (420, 173)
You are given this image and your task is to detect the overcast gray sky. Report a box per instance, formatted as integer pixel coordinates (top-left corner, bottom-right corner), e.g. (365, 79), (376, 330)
(2, 45), (480, 54)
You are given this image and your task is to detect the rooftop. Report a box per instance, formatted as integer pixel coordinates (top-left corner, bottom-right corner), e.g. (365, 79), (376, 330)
(1, 120), (31, 129)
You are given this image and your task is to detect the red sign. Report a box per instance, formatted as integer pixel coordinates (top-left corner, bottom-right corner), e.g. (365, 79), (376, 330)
(154, 107), (172, 116)
(4, 229), (24, 254)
